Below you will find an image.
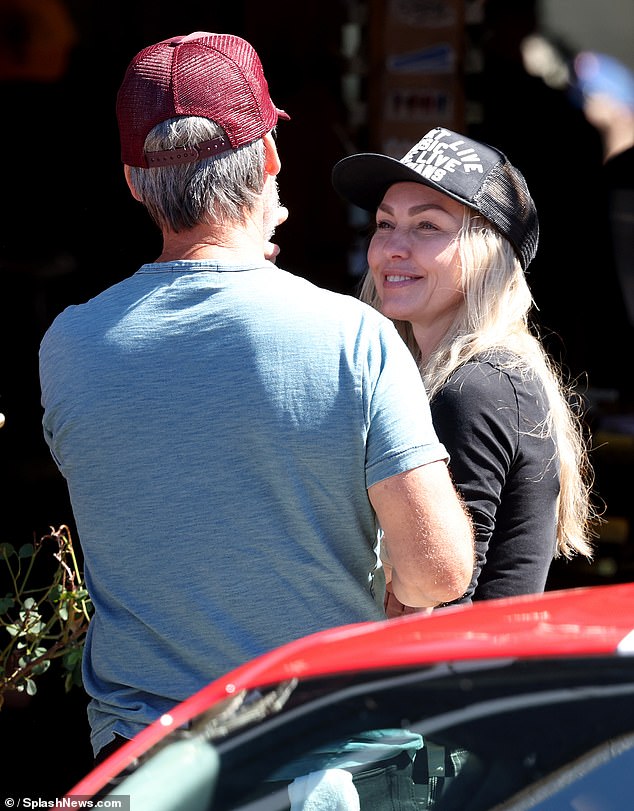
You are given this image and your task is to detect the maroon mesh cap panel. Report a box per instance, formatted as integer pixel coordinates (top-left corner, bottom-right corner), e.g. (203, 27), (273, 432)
(116, 32), (290, 168)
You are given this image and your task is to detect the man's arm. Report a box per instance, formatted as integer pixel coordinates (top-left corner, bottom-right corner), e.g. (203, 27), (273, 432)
(368, 462), (475, 608)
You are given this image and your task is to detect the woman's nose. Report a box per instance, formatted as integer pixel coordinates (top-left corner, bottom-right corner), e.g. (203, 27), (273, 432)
(384, 229), (410, 258)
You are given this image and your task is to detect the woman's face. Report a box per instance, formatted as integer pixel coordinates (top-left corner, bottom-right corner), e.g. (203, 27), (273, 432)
(368, 182), (466, 337)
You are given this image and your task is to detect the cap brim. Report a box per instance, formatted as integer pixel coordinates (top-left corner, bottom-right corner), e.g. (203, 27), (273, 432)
(331, 153), (441, 212)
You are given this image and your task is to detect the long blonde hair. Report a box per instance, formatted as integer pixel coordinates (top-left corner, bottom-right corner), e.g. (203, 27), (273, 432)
(360, 213), (598, 559)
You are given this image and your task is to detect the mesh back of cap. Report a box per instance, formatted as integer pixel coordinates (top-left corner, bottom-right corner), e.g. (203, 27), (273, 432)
(476, 162), (539, 270)
(117, 33), (281, 167)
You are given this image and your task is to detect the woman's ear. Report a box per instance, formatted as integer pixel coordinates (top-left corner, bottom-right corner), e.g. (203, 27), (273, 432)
(263, 132), (281, 177)
(123, 165), (142, 201)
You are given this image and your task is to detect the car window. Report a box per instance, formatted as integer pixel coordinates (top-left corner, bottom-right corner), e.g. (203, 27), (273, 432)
(208, 656), (634, 810)
(495, 736), (634, 810)
(102, 655), (634, 810)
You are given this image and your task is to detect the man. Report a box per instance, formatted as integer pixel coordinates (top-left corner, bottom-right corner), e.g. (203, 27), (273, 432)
(39, 32), (474, 760)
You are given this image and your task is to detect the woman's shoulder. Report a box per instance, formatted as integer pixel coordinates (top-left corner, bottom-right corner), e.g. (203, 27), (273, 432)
(444, 350), (523, 390)
(439, 350), (549, 420)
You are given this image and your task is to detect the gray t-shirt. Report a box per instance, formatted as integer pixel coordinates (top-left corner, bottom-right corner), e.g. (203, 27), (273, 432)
(39, 260), (447, 754)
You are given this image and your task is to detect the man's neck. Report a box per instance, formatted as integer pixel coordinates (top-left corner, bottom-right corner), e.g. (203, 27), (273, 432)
(155, 219), (267, 265)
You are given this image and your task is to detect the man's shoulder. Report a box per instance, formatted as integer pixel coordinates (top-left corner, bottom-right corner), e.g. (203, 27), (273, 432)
(277, 271), (394, 329)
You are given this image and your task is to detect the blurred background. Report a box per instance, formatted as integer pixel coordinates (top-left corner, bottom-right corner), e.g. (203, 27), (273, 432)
(1, 0), (633, 796)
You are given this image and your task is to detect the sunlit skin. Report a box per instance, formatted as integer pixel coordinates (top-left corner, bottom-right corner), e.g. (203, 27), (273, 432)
(368, 182), (466, 361)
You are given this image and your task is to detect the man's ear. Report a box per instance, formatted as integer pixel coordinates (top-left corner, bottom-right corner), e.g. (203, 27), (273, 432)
(263, 132), (281, 177)
(123, 165), (142, 201)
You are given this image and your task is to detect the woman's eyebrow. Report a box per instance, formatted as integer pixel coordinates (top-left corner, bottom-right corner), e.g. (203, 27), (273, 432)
(378, 201), (446, 215)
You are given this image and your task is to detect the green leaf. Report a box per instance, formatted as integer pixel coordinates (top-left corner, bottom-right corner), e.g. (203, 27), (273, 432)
(0, 595), (15, 613)
(32, 660), (51, 677)
(26, 621), (46, 637)
(49, 584), (63, 601)
(0, 525), (92, 709)
(64, 667), (83, 692)
(63, 648), (83, 668)
(18, 544), (35, 559)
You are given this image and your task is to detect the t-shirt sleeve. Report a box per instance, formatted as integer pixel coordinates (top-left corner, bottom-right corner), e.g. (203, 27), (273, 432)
(364, 320), (449, 488)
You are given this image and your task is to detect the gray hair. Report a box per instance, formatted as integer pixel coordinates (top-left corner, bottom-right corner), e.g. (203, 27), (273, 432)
(126, 117), (267, 232)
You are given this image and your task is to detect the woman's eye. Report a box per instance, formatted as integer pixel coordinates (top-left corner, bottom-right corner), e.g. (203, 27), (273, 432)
(374, 219), (441, 232)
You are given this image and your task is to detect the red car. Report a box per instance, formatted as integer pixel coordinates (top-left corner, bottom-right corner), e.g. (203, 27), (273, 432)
(65, 582), (634, 810)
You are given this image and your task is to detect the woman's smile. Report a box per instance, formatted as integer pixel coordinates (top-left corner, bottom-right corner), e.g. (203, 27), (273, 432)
(383, 272), (423, 285)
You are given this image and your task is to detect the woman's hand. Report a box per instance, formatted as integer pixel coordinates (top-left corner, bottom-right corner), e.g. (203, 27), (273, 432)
(382, 539), (434, 618)
(384, 579), (434, 619)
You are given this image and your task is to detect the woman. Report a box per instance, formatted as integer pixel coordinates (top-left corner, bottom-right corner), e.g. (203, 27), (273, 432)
(332, 126), (598, 613)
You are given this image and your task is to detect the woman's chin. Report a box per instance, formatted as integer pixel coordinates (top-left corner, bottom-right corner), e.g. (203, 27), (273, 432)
(381, 303), (416, 323)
